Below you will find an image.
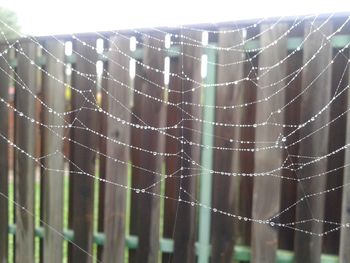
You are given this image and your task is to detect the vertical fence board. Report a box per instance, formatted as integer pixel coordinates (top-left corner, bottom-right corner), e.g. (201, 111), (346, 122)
(211, 29), (245, 263)
(0, 44), (10, 263)
(133, 33), (165, 263)
(15, 42), (37, 263)
(251, 23), (288, 263)
(172, 30), (202, 263)
(339, 48), (350, 263)
(234, 51), (258, 247)
(163, 57), (181, 262)
(129, 61), (144, 263)
(68, 38), (98, 263)
(278, 48), (303, 250)
(97, 66), (108, 262)
(294, 21), (333, 263)
(129, 57), (145, 263)
(102, 36), (130, 263)
(323, 49), (348, 254)
(41, 40), (65, 263)
(2, 17), (350, 263)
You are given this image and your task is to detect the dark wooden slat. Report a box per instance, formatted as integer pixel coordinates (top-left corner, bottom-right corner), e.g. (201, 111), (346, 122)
(0, 44), (10, 263)
(97, 66), (108, 262)
(322, 50), (348, 254)
(294, 21), (333, 263)
(15, 42), (37, 263)
(172, 30), (202, 263)
(162, 57), (181, 262)
(68, 38), (98, 263)
(278, 49), (303, 250)
(133, 33), (165, 263)
(339, 48), (350, 263)
(233, 52), (258, 247)
(251, 23), (288, 263)
(129, 63), (144, 263)
(211, 30), (245, 263)
(102, 36), (130, 263)
(41, 40), (65, 263)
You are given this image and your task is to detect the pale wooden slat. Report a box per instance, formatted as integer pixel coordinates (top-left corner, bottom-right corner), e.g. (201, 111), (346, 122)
(251, 23), (288, 263)
(102, 36), (130, 263)
(294, 21), (333, 263)
(15, 42), (37, 263)
(41, 40), (65, 263)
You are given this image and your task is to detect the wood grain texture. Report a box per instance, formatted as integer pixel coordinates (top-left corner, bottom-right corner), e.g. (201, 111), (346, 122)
(322, 49), (348, 254)
(163, 57), (181, 262)
(233, 50), (258, 247)
(251, 23), (288, 263)
(102, 36), (130, 263)
(172, 30), (202, 263)
(211, 29), (245, 263)
(133, 32), (165, 263)
(41, 40), (65, 263)
(278, 49), (303, 250)
(0, 44), (10, 263)
(294, 21), (333, 263)
(68, 38), (98, 263)
(129, 61), (144, 263)
(15, 42), (37, 263)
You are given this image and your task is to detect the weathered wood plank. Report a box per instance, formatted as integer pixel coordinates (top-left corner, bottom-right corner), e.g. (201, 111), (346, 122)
(97, 64), (108, 262)
(278, 49), (303, 250)
(162, 57), (181, 262)
(233, 51), (258, 247)
(211, 29), (245, 263)
(102, 35), (130, 263)
(68, 38), (98, 263)
(294, 21), (333, 263)
(251, 23), (288, 263)
(133, 32), (165, 263)
(15, 42), (37, 263)
(339, 47), (350, 263)
(322, 50), (348, 254)
(0, 44), (10, 263)
(172, 30), (202, 263)
(41, 40), (65, 263)
(129, 62), (144, 263)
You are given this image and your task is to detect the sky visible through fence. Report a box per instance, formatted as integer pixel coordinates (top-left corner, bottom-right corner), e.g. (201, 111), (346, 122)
(0, 0), (349, 35)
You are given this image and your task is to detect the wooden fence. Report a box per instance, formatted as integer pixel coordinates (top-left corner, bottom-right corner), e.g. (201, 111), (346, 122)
(0, 14), (350, 263)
